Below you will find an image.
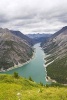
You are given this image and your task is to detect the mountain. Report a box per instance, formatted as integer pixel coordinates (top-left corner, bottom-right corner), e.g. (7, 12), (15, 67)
(10, 30), (34, 46)
(51, 26), (67, 38)
(27, 33), (52, 44)
(0, 28), (33, 71)
(42, 26), (67, 84)
(26, 33), (51, 39)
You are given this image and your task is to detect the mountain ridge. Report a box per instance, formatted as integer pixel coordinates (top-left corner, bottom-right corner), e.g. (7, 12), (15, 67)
(0, 28), (33, 71)
(10, 30), (34, 46)
(51, 26), (67, 38)
(42, 26), (67, 84)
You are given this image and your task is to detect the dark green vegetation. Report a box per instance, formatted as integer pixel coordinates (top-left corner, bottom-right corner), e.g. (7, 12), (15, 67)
(13, 72), (19, 78)
(0, 74), (67, 100)
(42, 26), (67, 84)
(46, 56), (67, 84)
(29, 76), (34, 81)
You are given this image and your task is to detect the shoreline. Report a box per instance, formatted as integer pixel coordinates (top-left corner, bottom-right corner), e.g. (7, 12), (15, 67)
(44, 53), (54, 67)
(44, 53), (56, 83)
(44, 60), (54, 68)
(46, 76), (56, 83)
(0, 50), (35, 72)
(44, 60), (67, 85)
(44, 62), (56, 83)
(42, 49), (51, 84)
(42, 51), (49, 84)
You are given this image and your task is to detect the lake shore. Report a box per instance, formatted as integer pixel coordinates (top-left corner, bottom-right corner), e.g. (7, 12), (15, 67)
(0, 43), (50, 85)
(44, 60), (54, 67)
(0, 50), (35, 72)
(44, 54), (56, 83)
(46, 76), (56, 83)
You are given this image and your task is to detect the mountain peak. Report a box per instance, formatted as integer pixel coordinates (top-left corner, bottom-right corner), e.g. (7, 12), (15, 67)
(51, 26), (67, 38)
(0, 28), (10, 33)
(62, 26), (67, 30)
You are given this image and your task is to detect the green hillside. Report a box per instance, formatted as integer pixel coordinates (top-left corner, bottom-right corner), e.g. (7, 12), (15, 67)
(0, 74), (67, 100)
(46, 56), (67, 84)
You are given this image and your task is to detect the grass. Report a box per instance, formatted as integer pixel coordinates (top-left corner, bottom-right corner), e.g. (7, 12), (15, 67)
(46, 56), (67, 84)
(0, 74), (67, 100)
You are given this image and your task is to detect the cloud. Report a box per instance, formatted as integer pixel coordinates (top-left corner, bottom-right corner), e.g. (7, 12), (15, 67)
(0, 0), (67, 34)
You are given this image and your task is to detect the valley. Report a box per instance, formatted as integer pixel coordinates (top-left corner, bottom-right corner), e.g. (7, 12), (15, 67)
(0, 26), (67, 84)
(0, 43), (48, 85)
(0, 0), (67, 99)
(0, 27), (67, 100)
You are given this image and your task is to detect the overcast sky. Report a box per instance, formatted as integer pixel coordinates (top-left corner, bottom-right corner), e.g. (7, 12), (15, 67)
(0, 0), (67, 34)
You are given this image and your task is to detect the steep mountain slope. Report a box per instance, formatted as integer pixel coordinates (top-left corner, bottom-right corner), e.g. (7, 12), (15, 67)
(0, 28), (33, 71)
(42, 26), (67, 84)
(10, 30), (34, 46)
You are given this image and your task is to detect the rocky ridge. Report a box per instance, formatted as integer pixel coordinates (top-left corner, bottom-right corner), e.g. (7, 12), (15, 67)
(0, 28), (33, 71)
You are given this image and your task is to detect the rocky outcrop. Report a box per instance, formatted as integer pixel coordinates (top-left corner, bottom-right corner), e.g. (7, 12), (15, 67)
(0, 28), (33, 71)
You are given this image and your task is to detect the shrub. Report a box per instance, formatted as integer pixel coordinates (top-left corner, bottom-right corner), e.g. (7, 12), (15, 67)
(13, 72), (19, 79)
(29, 76), (33, 81)
(40, 82), (43, 86)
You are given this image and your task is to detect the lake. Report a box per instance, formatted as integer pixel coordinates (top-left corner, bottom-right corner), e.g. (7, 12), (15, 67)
(0, 43), (48, 84)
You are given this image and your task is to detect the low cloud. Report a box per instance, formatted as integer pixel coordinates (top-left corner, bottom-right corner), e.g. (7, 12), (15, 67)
(0, 0), (67, 34)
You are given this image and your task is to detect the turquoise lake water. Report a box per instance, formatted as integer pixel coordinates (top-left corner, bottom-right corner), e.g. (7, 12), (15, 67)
(0, 43), (47, 84)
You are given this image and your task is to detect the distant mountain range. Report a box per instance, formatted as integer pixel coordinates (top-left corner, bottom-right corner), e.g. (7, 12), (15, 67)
(42, 26), (67, 84)
(27, 33), (52, 44)
(0, 28), (33, 71)
(26, 33), (52, 39)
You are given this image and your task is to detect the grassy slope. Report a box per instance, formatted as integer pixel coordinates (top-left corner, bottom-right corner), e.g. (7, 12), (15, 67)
(46, 56), (67, 84)
(0, 74), (67, 100)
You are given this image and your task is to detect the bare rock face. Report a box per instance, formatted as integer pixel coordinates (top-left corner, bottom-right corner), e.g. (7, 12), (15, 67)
(0, 28), (33, 70)
(10, 30), (34, 46)
(43, 26), (67, 60)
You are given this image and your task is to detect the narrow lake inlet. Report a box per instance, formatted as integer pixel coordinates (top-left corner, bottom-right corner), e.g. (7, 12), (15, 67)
(0, 43), (48, 84)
